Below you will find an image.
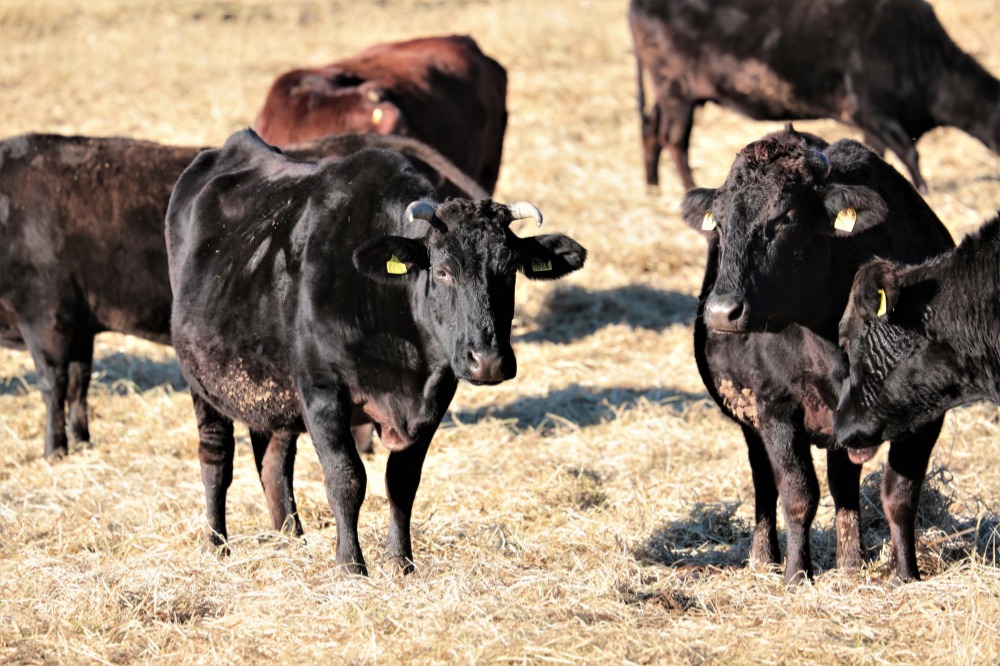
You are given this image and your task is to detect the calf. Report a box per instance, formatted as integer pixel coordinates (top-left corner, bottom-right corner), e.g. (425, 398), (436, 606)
(0, 132), (487, 460)
(165, 129), (586, 573)
(682, 126), (954, 582)
(255, 35), (508, 195)
(835, 211), (1000, 447)
(630, 0), (1000, 192)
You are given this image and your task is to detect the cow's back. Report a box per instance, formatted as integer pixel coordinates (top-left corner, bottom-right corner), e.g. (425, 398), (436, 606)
(0, 134), (199, 346)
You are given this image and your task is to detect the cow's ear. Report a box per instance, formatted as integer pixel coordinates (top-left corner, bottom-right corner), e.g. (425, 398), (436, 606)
(680, 188), (718, 235)
(821, 185), (888, 237)
(516, 234), (587, 280)
(852, 259), (900, 321)
(352, 236), (428, 283)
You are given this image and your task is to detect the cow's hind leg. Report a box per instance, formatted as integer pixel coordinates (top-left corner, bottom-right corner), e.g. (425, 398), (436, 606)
(298, 381), (367, 575)
(827, 448), (863, 570)
(884, 417), (941, 582)
(761, 416), (819, 584)
(384, 433), (434, 574)
(66, 332), (94, 447)
(21, 320), (74, 459)
(660, 96), (697, 190)
(193, 393), (235, 553)
(250, 429), (303, 537)
(742, 425), (781, 568)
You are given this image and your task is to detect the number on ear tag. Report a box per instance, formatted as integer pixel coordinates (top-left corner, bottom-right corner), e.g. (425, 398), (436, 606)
(877, 289), (887, 317)
(372, 108), (383, 124)
(531, 258), (553, 272)
(702, 211), (716, 231)
(834, 207), (857, 232)
(386, 254), (408, 275)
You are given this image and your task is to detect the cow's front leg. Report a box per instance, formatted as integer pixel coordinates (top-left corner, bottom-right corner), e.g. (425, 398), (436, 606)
(741, 425), (780, 567)
(250, 429), (303, 537)
(884, 417), (941, 582)
(298, 381), (367, 575)
(761, 415), (819, 584)
(384, 433), (433, 573)
(22, 323), (73, 460)
(192, 393), (235, 553)
(826, 448), (863, 570)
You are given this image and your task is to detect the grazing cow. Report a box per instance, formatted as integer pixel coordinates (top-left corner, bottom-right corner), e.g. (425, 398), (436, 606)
(681, 126), (954, 582)
(165, 129), (586, 573)
(630, 0), (1000, 192)
(0, 131), (488, 460)
(254, 35), (508, 195)
(835, 211), (1000, 448)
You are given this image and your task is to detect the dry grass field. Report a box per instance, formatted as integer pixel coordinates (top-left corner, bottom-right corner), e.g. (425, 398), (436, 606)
(2, 1), (1000, 663)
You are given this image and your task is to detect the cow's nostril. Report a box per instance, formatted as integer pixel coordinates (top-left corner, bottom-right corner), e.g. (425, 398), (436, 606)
(704, 295), (748, 331)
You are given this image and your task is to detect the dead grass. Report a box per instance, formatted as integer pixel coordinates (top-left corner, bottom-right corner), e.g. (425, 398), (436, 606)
(2, 0), (1000, 663)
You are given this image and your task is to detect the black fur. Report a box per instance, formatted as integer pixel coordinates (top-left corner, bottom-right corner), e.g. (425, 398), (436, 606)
(165, 129), (585, 574)
(681, 126), (954, 583)
(836, 211), (1000, 446)
(630, 0), (1000, 192)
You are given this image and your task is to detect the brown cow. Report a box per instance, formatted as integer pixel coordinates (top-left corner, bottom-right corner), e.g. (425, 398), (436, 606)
(254, 35), (508, 195)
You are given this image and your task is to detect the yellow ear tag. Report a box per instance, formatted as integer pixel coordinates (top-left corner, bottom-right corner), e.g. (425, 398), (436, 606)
(701, 211), (716, 231)
(372, 108), (383, 124)
(386, 254), (407, 275)
(834, 207), (857, 232)
(531, 258), (553, 272)
(877, 289), (887, 317)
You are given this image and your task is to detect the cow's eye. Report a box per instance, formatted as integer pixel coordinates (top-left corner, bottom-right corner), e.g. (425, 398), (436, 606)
(432, 266), (453, 285)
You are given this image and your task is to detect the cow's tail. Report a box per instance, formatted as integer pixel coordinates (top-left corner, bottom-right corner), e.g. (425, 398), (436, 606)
(287, 133), (489, 200)
(371, 134), (491, 200)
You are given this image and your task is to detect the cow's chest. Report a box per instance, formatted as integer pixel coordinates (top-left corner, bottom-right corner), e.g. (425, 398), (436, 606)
(349, 368), (454, 452)
(701, 327), (841, 445)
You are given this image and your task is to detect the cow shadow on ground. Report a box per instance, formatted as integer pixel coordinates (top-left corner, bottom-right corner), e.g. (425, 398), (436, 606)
(517, 284), (698, 345)
(0, 352), (188, 397)
(635, 463), (1000, 575)
(447, 383), (709, 432)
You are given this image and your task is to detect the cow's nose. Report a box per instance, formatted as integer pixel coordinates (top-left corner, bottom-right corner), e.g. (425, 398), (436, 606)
(704, 294), (748, 332)
(466, 349), (512, 383)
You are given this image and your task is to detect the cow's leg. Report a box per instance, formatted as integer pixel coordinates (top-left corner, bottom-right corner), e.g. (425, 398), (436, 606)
(641, 101), (664, 191)
(884, 417), (941, 582)
(742, 425), (780, 567)
(351, 420), (375, 455)
(66, 332), (94, 446)
(761, 416), (819, 584)
(298, 381), (367, 575)
(826, 448), (863, 570)
(249, 429), (303, 537)
(860, 130), (887, 158)
(660, 96), (697, 191)
(193, 393), (235, 553)
(21, 321), (73, 459)
(866, 120), (926, 193)
(384, 433), (434, 573)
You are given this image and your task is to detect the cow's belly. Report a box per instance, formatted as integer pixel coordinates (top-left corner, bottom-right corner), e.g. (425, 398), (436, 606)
(176, 336), (302, 431)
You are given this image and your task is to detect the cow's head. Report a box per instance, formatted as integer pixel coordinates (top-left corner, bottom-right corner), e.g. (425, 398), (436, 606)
(352, 199), (586, 384)
(833, 258), (954, 446)
(681, 128), (889, 333)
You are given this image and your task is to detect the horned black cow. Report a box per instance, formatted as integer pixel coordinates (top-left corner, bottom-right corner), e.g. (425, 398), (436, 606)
(835, 211), (1000, 448)
(681, 126), (954, 582)
(165, 129), (586, 574)
(630, 0), (1000, 192)
(0, 132), (488, 461)
(254, 35), (508, 195)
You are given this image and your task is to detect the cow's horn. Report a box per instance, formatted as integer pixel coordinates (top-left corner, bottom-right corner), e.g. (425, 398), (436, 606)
(507, 201), (543, 228)
(405, 200), (437, 223)
(808, 150), (832, 180)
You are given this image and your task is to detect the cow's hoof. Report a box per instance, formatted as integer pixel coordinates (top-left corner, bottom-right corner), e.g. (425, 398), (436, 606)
(44, 447), (69, 462)
(202, 536), (231, 557)
(783, 568), (813, 587)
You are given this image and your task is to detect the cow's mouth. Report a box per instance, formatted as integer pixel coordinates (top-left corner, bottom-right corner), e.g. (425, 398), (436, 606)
(463, 377), (506, 387)
(846, 445), (880, 465)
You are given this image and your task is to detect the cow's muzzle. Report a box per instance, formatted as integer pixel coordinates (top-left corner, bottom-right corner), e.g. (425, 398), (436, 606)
(704, 293), (751, 333)
(462, 348), (516, 385)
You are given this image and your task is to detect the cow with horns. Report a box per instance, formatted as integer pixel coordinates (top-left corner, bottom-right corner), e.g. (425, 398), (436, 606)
(165, 129), (586, 573)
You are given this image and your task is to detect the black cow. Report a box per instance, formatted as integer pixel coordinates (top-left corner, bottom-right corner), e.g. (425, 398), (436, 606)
(630, 0), (1000, 193)
(165, 129), (586, 574)
(681, 126), (954, 583)
(835, 211), (1000, 448)
(0, 132), (488, 460)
